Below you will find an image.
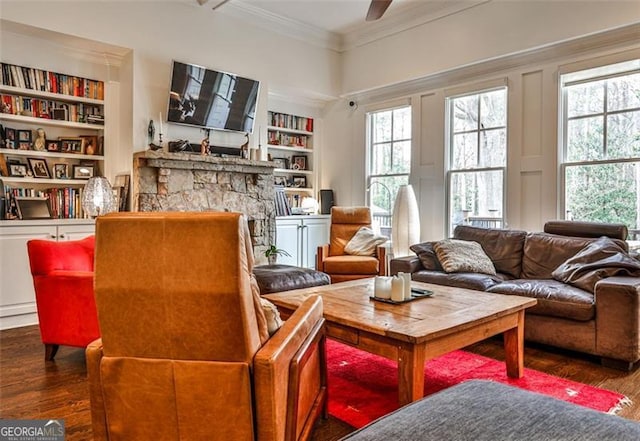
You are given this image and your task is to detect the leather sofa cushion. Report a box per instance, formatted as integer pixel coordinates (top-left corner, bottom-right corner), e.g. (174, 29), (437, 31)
(544, 220), (628, 241)
(412, 269), (509, 292)
(410, 242), (443, 271)
(487, 279), (594, 321)
(453, 226), (527, 278)
(323, 255), (379, 275)
(521, 233), (623, 279)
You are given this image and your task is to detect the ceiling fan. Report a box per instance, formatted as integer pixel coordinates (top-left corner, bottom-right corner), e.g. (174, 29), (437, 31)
(366, 0), (393, 21)
(197, 0), (393, 22)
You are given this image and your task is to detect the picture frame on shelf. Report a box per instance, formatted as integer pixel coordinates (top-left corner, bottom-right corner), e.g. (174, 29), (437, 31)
(46, 141), (61, 152)
(17, 130), (32, 143)
(51, 107), (68, 121)
(53, 163), (68, 179)
(9, 163), (28, 177)
(292, 176), (307, 188)
(27, 158), (50, 179)
(60, 137), (84, 154)
(72, 164), (94, 179)
(272, 157), (288, 170)
(80, 135), (98, 155)
(4, 127), (16, 149)
(274, 175), (288, 186)
(291, 155), (307, 170)
(15, 197), (53, 220)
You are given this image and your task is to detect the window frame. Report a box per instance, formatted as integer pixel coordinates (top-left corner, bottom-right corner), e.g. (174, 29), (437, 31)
(559, 61), (640, 225)
(445, 86), (508, 236)
(365, 104), (412, 235)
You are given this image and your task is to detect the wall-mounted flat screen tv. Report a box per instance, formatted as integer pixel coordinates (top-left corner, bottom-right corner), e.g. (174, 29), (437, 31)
(167, 61), (260, 133)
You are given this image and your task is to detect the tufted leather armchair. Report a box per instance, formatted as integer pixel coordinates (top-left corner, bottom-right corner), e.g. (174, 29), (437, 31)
(27, 236), (99, 361)
(316, 206), (387, 283)
(86, 212), (327, 441)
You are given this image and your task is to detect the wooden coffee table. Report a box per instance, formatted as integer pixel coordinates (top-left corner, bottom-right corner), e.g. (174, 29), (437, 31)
(264, 278), (537, 406)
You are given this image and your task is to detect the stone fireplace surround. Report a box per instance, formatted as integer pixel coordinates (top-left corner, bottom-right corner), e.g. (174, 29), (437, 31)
(133, 151), (276, 261)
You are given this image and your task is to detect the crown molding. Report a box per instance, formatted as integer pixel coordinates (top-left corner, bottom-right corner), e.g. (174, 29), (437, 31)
(221, 2), (342, 52)
(341, 0), (490, 52)
(344, 23), (640, 104)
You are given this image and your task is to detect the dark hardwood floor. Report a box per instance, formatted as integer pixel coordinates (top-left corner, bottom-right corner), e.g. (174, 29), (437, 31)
(1, 325), (639, 441)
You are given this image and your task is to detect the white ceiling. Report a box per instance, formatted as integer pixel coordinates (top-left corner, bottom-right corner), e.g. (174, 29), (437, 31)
(201, 0), (490, 51)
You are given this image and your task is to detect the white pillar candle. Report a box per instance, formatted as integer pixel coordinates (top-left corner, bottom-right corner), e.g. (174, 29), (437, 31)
(399, 272), (412, 300)
(374, 276), (392, 299)
(391, 276), (405, 302)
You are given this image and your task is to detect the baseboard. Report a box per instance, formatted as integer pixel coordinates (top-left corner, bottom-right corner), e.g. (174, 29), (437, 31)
(0, 313), (38, 330)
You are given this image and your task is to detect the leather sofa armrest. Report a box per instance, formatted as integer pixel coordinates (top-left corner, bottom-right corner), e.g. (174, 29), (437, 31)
(86, 339), (108, 441)
(316, 244), (329, 271)
(254, 296), (325, 441)
(594, 277), (640, 362)
(390, 256), (423, 275)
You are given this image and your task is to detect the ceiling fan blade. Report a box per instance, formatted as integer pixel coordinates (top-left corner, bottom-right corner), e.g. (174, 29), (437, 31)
(366, 0), (393, 21)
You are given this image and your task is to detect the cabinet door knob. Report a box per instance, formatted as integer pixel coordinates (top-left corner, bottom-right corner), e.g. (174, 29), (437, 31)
(58, 234), (65, 239)
(50, 235), (56, 239)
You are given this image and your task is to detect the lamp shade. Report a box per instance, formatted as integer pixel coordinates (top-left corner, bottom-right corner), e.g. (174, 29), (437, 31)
(391, 184), (420, 257)
(82, 177), (116, 217)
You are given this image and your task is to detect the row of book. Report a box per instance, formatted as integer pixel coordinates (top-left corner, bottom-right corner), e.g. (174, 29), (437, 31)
(0, 63), (104, 100)
(268, 112), (313, 133)
(0, 94), (104, 124)
(4, 186), (87, 219)
(267, 132), (310, 148)
(274, 187), (292, 216)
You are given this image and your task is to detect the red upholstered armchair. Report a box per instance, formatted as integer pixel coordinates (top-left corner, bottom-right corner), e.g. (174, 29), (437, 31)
(26, 236), (99, 360)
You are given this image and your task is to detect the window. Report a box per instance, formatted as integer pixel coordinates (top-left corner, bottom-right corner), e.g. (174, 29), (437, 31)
(446, 88), (507, 235)
(560, 60), (640, 238)
(366, 106), (411, 238)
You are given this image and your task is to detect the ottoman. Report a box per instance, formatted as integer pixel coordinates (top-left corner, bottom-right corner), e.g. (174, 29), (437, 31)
(253, 264), (330, 294)
(341, 380), (640, 441)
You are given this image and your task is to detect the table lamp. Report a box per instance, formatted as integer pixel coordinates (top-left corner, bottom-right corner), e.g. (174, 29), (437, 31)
(82, 176), (116, 217)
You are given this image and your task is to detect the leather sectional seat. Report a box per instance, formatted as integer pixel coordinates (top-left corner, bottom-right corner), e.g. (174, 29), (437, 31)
(391, 220), (640, 369)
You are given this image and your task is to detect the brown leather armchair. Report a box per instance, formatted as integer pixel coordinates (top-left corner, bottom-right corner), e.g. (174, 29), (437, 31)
(316, 206), (387, 283)
(87, 212), (327, 441)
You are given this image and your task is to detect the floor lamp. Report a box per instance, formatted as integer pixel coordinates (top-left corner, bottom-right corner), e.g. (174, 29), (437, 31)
(392, 184), (420, 257)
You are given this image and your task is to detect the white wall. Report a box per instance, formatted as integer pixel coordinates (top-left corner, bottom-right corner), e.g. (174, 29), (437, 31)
(1, 1), (340, 156)
(324, 30), (640, 241)
(341, 1), (640, 95)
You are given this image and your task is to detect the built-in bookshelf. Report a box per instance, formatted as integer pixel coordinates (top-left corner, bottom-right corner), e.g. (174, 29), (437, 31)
(267, 111), (315, 214)
(0, 62), (105, 221)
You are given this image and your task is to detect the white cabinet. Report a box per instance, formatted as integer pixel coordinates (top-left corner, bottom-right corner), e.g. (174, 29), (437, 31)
(275, 215), (330, 269)
(0, 220), (94, 329)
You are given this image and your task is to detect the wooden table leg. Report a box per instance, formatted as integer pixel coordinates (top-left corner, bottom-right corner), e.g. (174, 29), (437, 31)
(503, 310), (525, 378)
(397, 343), (426, 406)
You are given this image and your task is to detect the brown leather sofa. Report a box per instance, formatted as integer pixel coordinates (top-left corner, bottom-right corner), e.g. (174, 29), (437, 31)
(391, 221), (640, 369)
(87, 212), (327, 441)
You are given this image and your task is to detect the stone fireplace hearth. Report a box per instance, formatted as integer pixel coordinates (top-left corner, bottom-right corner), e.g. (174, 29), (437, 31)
(133, 151), (276, 260)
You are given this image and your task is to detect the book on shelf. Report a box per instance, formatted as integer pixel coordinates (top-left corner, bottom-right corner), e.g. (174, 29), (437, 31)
(268, 111), (314, 133)
(4, 185), (86, 219)
(0, 62), (104, 100)
(274, 186), (291, 216)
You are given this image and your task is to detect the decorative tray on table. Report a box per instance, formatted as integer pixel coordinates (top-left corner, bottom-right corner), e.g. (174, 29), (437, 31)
(370, 288), (434, 304)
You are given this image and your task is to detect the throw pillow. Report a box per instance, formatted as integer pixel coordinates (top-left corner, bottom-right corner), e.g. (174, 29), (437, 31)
(433, 239), (497, 275)
(552, 236), (640, 293)
(410, 242), (443, 271)
(260, 297), (284, 336)
(344, 226), (388, 256)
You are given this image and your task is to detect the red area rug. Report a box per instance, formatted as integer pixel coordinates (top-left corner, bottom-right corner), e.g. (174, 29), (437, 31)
(326, 339), (630, 428)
